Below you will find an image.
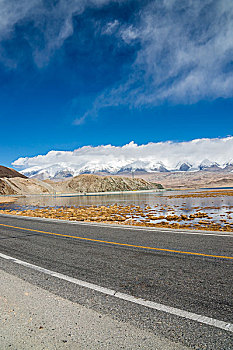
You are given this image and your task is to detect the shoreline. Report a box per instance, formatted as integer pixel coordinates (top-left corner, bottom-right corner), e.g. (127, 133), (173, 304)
(1, 186), (233, 200)
(0, 197), (18, 204)
(0, 188), (165, 199)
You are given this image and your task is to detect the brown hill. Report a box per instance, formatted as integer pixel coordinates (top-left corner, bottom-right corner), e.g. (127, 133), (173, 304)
(0, 174), (162, 196)
(0, 165), (27, 179)
(57, 174), (162, 193)
(0, 179), (17, 195)
(0, 177), (54, 196)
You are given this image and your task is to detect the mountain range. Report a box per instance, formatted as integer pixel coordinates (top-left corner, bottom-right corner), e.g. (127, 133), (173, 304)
(20, 159), (233, 180)
(13, 138), (233, 180)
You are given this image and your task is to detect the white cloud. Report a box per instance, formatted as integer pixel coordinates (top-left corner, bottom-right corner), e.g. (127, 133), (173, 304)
(1, 0), (233, 109)
(12, 137), (233, 176)
(0, 0), (118, 67)
(87, 0), (233, 115)
(102, 19), (119, 35)
(120, 25), (138, 43)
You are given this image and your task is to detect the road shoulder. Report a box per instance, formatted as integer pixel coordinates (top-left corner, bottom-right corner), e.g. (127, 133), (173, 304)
(0, 269), (190, 350)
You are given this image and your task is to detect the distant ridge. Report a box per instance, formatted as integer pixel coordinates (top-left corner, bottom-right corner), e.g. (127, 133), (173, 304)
(0, 165), (27, 179)
(0, 173), (162, 196)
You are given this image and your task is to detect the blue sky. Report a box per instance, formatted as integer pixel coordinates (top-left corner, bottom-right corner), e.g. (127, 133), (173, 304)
(1, 0), (233, 167)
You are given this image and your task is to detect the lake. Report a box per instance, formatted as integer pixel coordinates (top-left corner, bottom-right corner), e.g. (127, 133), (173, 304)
(1, 189), (233, 228)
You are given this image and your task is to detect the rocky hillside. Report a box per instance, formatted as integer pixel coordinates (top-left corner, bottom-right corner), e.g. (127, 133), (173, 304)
(54, 174), (162, 193)
(0, 179), (17, 195)
(0, 177), (54, 196)
(0, 165), (29, 195)
(0, 165), (27, 179)
(0, 173), (162, 196)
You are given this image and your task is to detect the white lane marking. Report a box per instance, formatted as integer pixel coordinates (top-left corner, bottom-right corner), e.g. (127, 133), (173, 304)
(1, 213), (233, 238)
(0, 252), (232, 333)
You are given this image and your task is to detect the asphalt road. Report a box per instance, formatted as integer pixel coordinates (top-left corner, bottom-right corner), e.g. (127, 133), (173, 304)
(0, 214), (232, 349)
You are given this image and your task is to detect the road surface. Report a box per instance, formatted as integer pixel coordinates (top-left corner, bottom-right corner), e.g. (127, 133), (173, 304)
(0, 214), (232, 349)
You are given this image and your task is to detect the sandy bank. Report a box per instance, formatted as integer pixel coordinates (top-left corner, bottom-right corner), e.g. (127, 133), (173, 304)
(0, 196), (18, 204)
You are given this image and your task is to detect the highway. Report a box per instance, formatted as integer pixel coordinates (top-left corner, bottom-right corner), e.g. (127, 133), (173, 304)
(0, 214), (232, 349)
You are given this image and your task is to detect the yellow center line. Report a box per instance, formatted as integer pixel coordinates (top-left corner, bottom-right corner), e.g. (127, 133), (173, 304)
(0, 222), (232, 260)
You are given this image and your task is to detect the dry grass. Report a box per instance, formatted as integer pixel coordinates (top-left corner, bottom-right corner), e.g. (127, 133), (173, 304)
(1, 203), (233, 232)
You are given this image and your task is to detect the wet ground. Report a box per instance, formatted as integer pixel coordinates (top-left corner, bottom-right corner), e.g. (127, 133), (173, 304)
(1, 189), (233, 232)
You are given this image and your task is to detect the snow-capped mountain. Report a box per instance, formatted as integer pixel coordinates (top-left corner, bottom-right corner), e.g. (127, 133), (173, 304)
(19, 159), (232, 180)
(13, 138), (233, 180)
